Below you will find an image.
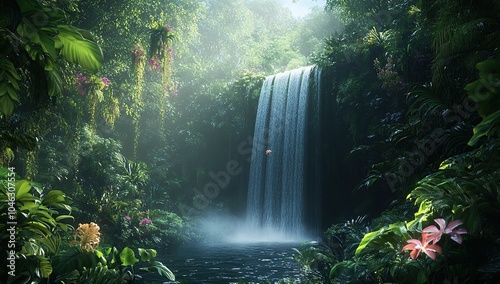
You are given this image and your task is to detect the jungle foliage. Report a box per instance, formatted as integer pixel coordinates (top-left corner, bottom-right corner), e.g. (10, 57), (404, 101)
(1, 0), (500, 283)
(283, 0), (500, 283)
(1, 0), (341, 281)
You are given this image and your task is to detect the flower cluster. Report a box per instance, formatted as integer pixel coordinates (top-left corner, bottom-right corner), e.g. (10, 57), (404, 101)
(101, 77), (110, 87)
(402, 218), (467, 260)
(123, 215), (153, 225)
(148, 55), (161, 72)
(75, 73), (110, 95)
(70, 222), (101, 251)
(374, 57), (401, 91)
(131, 45), (146, 64)
(139, 218), (152, 225)
(166, 48), (174, 66)
(75, 72), (90, 95)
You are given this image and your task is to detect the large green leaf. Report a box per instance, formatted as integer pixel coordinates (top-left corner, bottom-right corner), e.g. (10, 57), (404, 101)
(37, 255), (53, 278)
(138, 248), (157, 262)
(79, 267), (120, 284)
(46, 65), (63, 97)
(0, 95), (15, 116)
(355, 227), (386, 255)
(119, 247), (138, 266)
(56, 25), (103, 72)
(468, 109), (500, 146)
(15, 180), (32, 199)
(52, 246), (100, 276)
(106, 246), (121, 269)
(34, 29), (58, 60)
(140, 260), (175, 281)
(0, 58), (21, 80)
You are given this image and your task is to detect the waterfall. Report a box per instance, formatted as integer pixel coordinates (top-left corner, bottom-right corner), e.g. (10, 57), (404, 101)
(245, 66), (322, 241)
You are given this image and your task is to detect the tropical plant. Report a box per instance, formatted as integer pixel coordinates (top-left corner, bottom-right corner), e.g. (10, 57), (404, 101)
(351, 137), (500, 283)
(49, 233), (175, 283)
(0, 167), (74, 283)
(465, 58), (500, 146)
(0, 0), (104, 117)
(292, 241), (335, 282)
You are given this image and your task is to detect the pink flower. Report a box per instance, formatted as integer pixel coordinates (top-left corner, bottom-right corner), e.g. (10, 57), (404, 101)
(266, 149), (272, 155)
(75, 72), (90, 95)
(402, 233), (442, 260)
(131, 45), (146, 64)
(124, 215), (131, 221)
(139, 218), (152, 224)
(101, 77), (110, 87)
(148, 55), (161, 72)
(422, 218), (468, 244)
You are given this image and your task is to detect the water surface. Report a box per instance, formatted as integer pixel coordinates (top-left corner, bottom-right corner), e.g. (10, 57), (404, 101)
(157, 241), (303, 283)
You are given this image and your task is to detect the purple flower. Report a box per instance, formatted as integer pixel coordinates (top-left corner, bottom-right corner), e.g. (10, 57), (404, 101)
(148, 55), (161, 72)
(75, 72), (90, 95)
(101, 77), (110, 87)
(139, 218), (152, 224)
(124, 215), (131, 221)
(131, 45), (146, 64)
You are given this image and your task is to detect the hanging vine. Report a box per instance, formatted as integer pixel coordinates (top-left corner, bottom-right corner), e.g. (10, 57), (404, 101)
(75, 73), (112, 129)
(129, 44), (147, 159)
(149, 24), (176, 126)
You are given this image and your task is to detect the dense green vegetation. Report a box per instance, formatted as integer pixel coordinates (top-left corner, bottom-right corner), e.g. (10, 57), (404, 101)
(290, 0), (500, 283)
(1, 0), (499, 283)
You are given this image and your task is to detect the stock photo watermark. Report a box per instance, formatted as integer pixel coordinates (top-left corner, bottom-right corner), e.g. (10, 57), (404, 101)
(6, 166), (17, 277)
(385, 72), (500, 192)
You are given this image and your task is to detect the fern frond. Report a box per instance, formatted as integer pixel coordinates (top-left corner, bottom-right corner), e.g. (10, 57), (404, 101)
(407, 84), (449, 117)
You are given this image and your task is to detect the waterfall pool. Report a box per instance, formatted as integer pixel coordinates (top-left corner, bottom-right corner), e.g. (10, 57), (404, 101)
(152, 241), (304, 284)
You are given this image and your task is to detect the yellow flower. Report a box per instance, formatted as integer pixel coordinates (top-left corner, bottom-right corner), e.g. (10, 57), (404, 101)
(70, 222), (101, 251)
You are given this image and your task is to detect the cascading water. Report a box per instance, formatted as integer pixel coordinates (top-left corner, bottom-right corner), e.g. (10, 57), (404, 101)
(244, 66), (322, 241)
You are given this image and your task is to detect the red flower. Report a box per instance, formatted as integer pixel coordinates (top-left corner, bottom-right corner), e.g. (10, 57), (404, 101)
(422, 218), (468, 244)
(402, 233), (442, 260)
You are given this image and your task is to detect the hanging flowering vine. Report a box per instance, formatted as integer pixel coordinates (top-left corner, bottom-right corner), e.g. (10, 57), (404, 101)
(129, 44), (147, 158)
(74, 72), (112, 129)
(149, 24), (176, 124)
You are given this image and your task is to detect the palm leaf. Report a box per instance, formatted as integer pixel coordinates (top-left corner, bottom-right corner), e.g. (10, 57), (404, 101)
(51, 246), (100, 277)
(79, 267), (120, 284)
(40, 234), (62, 256)
(407, 85), (449, 117)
